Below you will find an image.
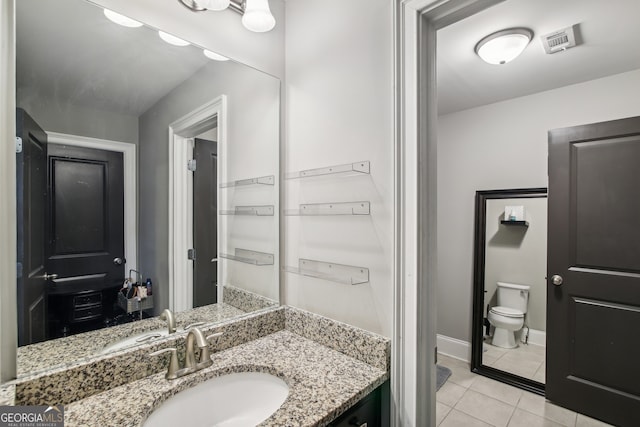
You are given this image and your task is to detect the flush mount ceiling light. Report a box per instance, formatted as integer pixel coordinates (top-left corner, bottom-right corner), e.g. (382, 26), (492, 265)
(203, 49), (230, 61)
(158, 31), (191, 47)
(103, 9), (143, 28)
(475, 28), (533, 65)
(178, 0), (276, 33)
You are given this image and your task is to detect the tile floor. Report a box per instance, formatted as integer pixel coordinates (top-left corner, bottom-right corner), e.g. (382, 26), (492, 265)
(482, 338), (546, 383)
(436, 353), (614, 427)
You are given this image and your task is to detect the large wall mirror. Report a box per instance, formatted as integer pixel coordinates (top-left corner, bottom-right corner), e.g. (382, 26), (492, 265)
(471, 188), (547, 395)
(15, 0), (280, 378)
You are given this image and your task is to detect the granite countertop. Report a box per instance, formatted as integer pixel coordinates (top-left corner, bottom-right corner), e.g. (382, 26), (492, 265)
(65, 330), (388, 427)
(17, 303), (245, 377)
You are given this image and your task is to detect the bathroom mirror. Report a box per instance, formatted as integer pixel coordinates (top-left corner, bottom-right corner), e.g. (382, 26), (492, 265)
(15, 0), (280, 377)
(471, 188), (547, 395)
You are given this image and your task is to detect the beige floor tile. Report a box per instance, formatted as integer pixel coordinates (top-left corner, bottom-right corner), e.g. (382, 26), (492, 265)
(448, 366), (478, 388)
(470, 376), (522, 406)
(436, 381), (467, 407)
(508, 408), (565, 427)
(575, 414), (615, 427)
(436, 401), (453, 426)
(455, 389), (515, 427)
(517, 392), (577, 426)
(440, 409), (493, 427)
(532, 363), (546, 383)
(492, 356), (541, 379)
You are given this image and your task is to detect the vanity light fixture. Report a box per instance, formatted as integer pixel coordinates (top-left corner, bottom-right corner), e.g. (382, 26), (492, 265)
(475, 28), (533, 65)
(203, 49), (230, 61)
(103, 9), (143, 28)
(178, 0), (276, 33)
(158, 31), (191, 47)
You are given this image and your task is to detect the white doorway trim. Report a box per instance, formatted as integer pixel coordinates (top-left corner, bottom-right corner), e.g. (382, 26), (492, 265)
(46, 132), (138, 274)
(168, 96), (226, 312)
(394, 0), (503, 425)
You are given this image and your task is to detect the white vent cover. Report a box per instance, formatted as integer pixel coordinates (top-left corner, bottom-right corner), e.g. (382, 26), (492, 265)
(541, 25), (578, 54)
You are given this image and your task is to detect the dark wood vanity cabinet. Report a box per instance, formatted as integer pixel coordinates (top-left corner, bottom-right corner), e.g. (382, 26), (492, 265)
(329, 381), (390, 427)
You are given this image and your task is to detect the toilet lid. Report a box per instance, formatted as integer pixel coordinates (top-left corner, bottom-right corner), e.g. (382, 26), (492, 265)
(490, 306), (524, 318)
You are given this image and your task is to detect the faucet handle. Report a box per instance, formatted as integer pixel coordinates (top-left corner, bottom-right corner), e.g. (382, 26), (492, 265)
(184, 321), (205, 331)
(206, 332), (224, 341)
(149, 347), (180, 380)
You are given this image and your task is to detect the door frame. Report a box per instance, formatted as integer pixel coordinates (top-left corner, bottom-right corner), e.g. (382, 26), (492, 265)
(46, 132), (137, 275)
(168, 96), (226, 312)
(394, 0), (504, 424)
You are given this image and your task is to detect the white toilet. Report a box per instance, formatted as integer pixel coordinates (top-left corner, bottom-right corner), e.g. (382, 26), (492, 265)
(488, 282), (530, 348)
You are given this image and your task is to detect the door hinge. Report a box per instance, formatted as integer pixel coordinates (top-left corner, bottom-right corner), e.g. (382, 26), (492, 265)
(187, 159), (197, 172)
(17, 262), (23, 279)
(15, 137), (23, 153)
(187, 248), (196, 260)
(435, 346), (438, 364)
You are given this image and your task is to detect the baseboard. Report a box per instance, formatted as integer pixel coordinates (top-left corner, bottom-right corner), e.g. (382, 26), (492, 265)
(437, 334), (470, 363)
(526, 328), (546, 347)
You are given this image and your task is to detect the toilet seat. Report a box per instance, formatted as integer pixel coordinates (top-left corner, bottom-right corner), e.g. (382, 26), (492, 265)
(489, 306), (523, 318)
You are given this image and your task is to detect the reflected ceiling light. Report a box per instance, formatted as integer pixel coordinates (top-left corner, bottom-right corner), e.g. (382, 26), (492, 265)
(158, 31), (191, 47)
(103, 9), (143, 28)
(203, 49), (230, 61)
(242, 0), (276, 33)
(178, 0), (276, 33)
(475, 28), (533, 65)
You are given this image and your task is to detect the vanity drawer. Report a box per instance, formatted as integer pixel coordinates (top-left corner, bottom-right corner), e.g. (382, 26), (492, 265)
(329, 381), (389, 427)
(73, 292), (102, 308)
(71, 304), (103, 322)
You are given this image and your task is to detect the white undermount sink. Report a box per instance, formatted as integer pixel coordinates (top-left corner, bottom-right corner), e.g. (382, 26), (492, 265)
(100, 329), (170, 354)
(143, 372), (289, 427)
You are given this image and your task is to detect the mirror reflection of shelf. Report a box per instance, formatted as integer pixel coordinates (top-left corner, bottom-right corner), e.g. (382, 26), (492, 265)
(285, 201), (370, 216)
(220, 205), (275, 216)
(284, 258), (369, 285)
(500, 220), (529, 227)
(285, 161), (370, 180)
(219, 175), (275, 188)
(219, 248), (274, 266)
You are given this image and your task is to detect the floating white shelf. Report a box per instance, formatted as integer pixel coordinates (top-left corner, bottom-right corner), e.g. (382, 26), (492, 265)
(284, 258), (369, 285)
(285, 201), (370, 216)
(219, 248), (274, 266)
(220, 175), (274, 188)
(220, 205), (275, 216)
(285, 161), (370, 180)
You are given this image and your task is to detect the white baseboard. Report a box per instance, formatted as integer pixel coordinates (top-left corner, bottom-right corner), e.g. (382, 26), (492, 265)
(437, 334), (470, 363)
(526, 328), (546, 347)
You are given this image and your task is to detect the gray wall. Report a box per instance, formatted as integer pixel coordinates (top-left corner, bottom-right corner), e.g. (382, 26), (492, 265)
(437, 68), (640, 343)
(484, 197), (547, 332)
(138, 61), (280, 314)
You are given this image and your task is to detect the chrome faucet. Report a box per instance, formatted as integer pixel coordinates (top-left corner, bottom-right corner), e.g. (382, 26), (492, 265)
(159, 309), (176, 334)
(149, 328), (223, 380)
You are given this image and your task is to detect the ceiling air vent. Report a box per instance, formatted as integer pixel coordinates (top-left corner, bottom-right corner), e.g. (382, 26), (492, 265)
(541, 25), (578, 54)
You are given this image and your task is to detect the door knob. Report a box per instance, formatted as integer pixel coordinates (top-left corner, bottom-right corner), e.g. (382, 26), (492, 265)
(41, 273), (58, 281)
(113, 257), (125, 265)
(551, 275), (563, 286)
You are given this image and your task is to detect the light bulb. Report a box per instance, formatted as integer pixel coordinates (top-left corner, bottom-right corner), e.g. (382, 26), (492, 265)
(242, 0), (276, 33)
(207, 0), (231, 11)
(158, 31), (190, 47)
(103, 9), (143, 28)
(203, 50), (230, 61)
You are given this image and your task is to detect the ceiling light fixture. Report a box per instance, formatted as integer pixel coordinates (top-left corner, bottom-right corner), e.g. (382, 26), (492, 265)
(103, 9), (143, 28)
(158, 31), (191, 47)
(203, 49), (230, 61)
(475, 28), (533, 65)
(178, 0), (276, 33)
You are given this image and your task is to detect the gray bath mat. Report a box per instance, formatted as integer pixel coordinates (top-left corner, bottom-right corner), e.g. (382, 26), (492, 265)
(436, 365), (452, 391)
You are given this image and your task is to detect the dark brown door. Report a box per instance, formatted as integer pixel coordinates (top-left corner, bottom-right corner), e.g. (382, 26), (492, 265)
(193, 138), (218, 307)
(16, 108), (48, 346)
(46, 144), (125, 296)
(547, 116), (640, 426)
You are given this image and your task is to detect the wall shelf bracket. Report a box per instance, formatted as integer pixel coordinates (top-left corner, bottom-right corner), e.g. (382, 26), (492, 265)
(284, 258), (369, 285)
(219, 248), (274, 265)
(285, 161), (370, 180)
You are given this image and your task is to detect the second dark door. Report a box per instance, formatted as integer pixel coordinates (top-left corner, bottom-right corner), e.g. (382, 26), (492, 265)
(193, 138), (218, 307)
(547, 116), (640, 426)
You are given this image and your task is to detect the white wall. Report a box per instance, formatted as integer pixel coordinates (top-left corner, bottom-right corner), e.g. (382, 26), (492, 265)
(283, 0), (394, 337)
(437, 68), (640, 343)
(485, 197), (547, 332)
(88, 0), (285, 79)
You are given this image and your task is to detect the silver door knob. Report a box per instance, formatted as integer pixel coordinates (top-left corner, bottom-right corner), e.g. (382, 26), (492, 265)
(113, 257), (125, 265)
(42, 273), (58, 281)
(551, 275), (563, 286)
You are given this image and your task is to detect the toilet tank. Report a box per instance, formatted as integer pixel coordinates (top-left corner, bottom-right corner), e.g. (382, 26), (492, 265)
(496, 282), (530, 313)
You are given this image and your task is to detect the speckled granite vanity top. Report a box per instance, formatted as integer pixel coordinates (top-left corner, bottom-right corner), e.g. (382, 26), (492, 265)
(65, 330), (388, 427)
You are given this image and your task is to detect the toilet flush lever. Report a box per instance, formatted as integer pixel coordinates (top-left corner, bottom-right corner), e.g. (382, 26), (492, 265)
(551, 275), (563, 286)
